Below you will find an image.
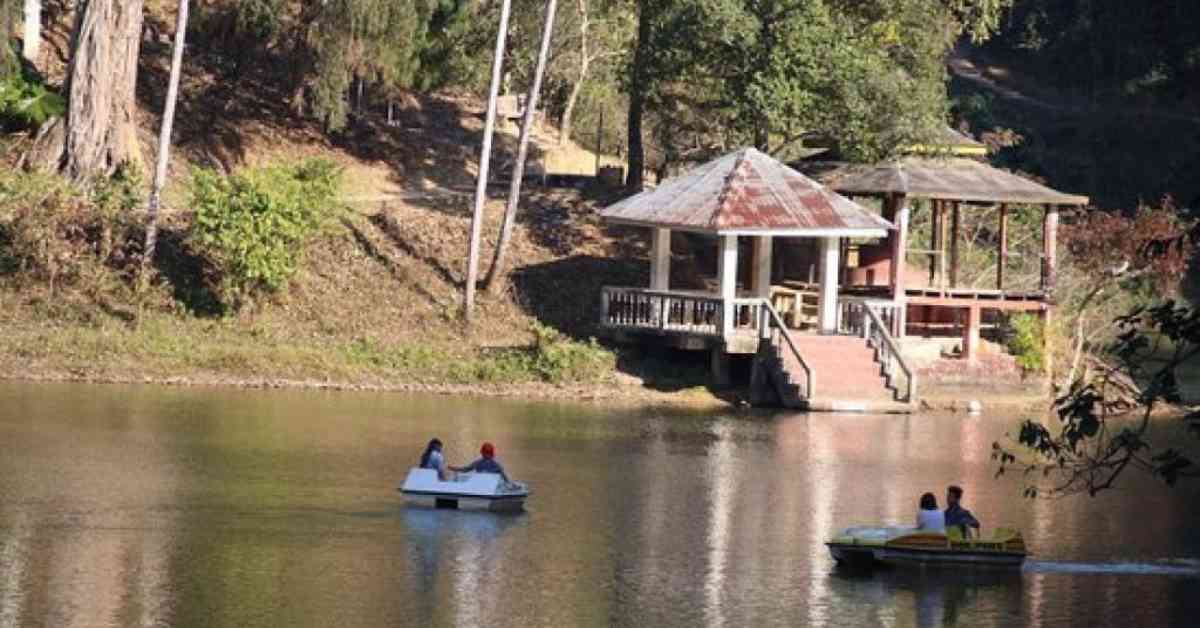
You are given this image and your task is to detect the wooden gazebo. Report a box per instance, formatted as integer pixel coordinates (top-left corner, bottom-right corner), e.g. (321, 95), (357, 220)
(814, 156), (1090, 360)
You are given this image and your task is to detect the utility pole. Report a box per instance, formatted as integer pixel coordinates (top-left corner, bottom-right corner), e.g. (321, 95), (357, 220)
(484, 0), (559, 294)
(464, 0), (513, 321)
(141, 0), (190, 286)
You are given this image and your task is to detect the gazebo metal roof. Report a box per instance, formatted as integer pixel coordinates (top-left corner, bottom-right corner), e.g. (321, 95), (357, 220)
(602, 148), (893, 236)
(811, 157), (1090, 206)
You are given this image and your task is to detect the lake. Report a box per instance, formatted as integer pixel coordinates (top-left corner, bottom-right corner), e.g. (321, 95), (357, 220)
(0, 382), (1197, 627)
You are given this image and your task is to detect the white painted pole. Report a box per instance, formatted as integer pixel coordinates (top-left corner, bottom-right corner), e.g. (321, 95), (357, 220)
(718, 234), (738, 338)
(818, 236), (840, 334)
(650, 227), (671, 290)
(464, 0), (513, 321)
(485, 0), (559, 293)
(22, 0), (40, 64)
(141, 0), (189, 280)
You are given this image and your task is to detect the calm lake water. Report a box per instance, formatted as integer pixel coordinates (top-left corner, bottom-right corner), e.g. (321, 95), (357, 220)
(0, 382), (1197, 628)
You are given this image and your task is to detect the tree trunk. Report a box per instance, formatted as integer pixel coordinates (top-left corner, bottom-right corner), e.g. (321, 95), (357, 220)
(558, 0), (589, 146)
(464, 0), (513, 322)
(22, 0), (41, 64)
(142, 0), (189, 282)
(30, 0), (145, 182)
(626, 0), (651, 191)
(484, 0), (559, 295)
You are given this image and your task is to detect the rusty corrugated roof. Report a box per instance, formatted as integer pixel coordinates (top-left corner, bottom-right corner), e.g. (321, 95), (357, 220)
(812, 157), (1090, 206)
(601, 148), (893, 235)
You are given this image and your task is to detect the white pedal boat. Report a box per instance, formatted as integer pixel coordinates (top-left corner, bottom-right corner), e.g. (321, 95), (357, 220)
(398, 468), (529, 512)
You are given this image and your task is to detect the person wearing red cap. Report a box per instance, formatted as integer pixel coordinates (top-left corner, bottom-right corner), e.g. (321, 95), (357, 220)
(450, 442), (511, 483)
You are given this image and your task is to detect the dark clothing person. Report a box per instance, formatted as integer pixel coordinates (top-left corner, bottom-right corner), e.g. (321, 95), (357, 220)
(945, 504), (980, 532)
(457, 457), (509, 482)
(451, 442), (511, 483)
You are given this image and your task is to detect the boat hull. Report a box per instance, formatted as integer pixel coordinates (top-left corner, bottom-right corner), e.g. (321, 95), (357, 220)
(827, 542), (1026, 568)
(398, 468), (529, 512)
(400, 490), (526, 512)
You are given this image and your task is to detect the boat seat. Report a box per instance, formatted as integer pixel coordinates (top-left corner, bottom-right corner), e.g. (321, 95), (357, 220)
(946, 527), (964, 541)
(992, 527), (1018, 541)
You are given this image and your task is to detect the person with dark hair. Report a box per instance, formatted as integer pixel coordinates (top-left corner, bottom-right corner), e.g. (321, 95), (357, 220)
(916, 492), (946, 532)
(945, 485), (982, 538)
(451, 442), (511, 483)
(419, 438), (448, 480)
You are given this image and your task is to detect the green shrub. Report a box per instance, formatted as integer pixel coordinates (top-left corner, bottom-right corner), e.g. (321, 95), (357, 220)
(527, 323), (615, 384)
(1006, 313), (1046, 373)
(188, 159), (342, 309)
(0, 69), (65, 132)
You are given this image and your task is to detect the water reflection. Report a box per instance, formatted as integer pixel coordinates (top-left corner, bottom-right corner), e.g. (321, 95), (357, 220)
(0, 383), (1197, 627)
(831, 566), (1023, 628)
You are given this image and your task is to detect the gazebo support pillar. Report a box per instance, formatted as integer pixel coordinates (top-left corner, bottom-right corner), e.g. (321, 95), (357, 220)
(751, 236), (773, 298)
(962, 305), (982, 363)
(718, 234), (738, 339)
(650, 227), (671, 291)
(889, 194), (910, 337)
(818, 236), (840, 334)
(1043, 204), (1060, 297)
(950, 202), (961, 288)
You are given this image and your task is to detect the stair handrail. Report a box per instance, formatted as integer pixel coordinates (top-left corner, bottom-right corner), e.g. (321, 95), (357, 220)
(757, 299), (815, 399)
(860, 304), (917, 402)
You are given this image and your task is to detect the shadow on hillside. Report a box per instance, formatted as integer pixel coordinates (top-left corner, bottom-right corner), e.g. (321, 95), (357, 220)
(509, 254), (644, 341)
(508, 254), (728, 397)
(151, 228), (224, 317)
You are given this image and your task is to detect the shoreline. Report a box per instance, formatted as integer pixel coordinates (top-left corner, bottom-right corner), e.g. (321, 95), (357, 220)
(0, 368), (1054, 415)
(0, 369), (734, 410)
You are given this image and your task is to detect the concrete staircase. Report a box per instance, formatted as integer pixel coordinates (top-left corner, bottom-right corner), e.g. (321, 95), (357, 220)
(754, 334), (906, 412)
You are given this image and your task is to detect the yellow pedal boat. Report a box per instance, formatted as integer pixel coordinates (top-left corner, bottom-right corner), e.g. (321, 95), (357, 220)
(827, 526), (1027, 568)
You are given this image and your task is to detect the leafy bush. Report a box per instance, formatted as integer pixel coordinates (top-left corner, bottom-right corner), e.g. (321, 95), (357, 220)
(188, 159), (342, 309)
(0, 69), (66, 132)
(1006, 313), (1045, 373)
(527, 323), (614, 384)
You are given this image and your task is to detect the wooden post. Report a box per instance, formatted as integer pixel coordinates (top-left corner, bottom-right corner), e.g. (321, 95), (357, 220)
(464, 0), (513, 320)
(650, 227), (671, 290)
(929, 200), (940, 287)
(484, 0), (558, 294)
(141, 0), (190, 283)
(595, 109), (603, 175)
(949, 201), (961, 288)
(962, 305), (982, 363)
(818, 236), (840, 334)
(996, 203), (1008, 291)
(936, 201), (945, 290)
(1043, 204), (1060, 298)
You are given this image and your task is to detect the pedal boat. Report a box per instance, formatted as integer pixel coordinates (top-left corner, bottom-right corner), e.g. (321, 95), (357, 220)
(827, 526), (1027, 568)
(398, 468), (529, 512)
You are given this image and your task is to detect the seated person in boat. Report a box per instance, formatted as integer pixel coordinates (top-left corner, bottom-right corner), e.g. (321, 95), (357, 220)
(944, 485), (982, 539)
(450, 442), (511, 483)
(916, 492), (946, 532)
(419, 438), (449, 480)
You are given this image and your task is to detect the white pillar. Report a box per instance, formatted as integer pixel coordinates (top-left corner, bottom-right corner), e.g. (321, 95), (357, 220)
(818, 236), (840, 334)
(718, 234), (738, 338)
(22, 0), (40, 64)
(650, 227), (671, 290)
(751, 236), (773, 299)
